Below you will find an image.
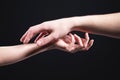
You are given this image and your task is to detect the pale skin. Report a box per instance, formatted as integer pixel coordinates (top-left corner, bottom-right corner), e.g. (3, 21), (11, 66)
(20, 12), (120, 47)
(0, 33), (94, 66)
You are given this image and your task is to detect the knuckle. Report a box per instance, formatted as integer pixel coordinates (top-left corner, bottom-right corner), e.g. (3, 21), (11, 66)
(28, 27), (34, 32)
(41, 22), (47, 26)
(41, 21), (50, 27)
(41, 21), (53, 30)
(52, 34), (59, 40)
(29, 26), (34, 30)
(28, 26), (37, 35)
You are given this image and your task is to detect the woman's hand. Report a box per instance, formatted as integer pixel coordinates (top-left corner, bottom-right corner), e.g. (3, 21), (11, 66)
(54, 33), (94, 53)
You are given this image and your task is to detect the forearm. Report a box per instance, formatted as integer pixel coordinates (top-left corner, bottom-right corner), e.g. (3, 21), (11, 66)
(71, 12), (120, 38)
(0, 43), (52, 66)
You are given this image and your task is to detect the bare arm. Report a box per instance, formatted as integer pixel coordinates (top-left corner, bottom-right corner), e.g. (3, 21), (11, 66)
(71, 12), (120, 38)
(0, 43), (51, 66)
(0, 33), (93, 66)
(20, 12), (120, 47)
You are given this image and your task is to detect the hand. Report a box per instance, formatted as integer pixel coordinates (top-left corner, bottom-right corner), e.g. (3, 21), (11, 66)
(54, 33), (94, 53)
(20, 18), (74, 46)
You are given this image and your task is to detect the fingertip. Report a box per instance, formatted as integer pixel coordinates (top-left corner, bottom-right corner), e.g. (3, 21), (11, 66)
(73, 34), (79, 40)
(85, 33), (89, 39)
(85, 32), (89, 36)
(90, 39), (94, 42)
(73, 34), (77, 36)
(85, 32), (88, 35)
(90, 39), (94, 45)
(71, 34), (75, 43)
(20, 31), (29, 42)
(20, 36), (25, 42)
(74, 34), (79, 38)
(88, 39), (94, 47)
(20, 38), (22, 42)
(91, 39), (94, 42)
(74, 34), (83, 47)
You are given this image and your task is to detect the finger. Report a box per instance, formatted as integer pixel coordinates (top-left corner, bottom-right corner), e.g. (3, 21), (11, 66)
(73, 34), (83, 47)
(20, 27), (36, 43)
(69, 33), (75, 44)
(84, 39), (94, 50)
(36, 33), (56, 46)
(20, 24), (47, 43)
(86, 39), (94, 50)
(20, 30), (36, 44)
(23, 31), (37, 44)
(63, 35), (71, 44)
(84, 33), (90, 47)
(34, 32), (44, 43)
(20, 31), (28, 42)
(23, 32), (31, 44)
(34, 31), (49, 42)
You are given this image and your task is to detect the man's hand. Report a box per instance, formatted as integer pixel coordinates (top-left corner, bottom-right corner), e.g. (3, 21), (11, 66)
(20, 18), (73, 46)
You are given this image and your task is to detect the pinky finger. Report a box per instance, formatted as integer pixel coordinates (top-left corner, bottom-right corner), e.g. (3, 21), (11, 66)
(84, 33), (90, 47)
(84, 39), (94, 51)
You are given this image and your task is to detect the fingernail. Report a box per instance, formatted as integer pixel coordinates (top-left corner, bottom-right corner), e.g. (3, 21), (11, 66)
(74, 34), (77, 36)
(20, 39), (22, 42)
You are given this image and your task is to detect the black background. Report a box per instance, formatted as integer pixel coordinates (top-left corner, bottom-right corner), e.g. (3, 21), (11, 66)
(0, 0), (120, 79)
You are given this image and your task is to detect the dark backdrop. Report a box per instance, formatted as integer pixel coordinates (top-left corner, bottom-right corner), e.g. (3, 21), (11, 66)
(0, 0), (120, 79)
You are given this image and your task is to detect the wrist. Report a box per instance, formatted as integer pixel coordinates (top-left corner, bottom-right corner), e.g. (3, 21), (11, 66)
(70, 16), (93, 32)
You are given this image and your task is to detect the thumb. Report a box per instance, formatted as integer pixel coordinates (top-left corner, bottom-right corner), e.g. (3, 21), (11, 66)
(36, 33), (57, 46)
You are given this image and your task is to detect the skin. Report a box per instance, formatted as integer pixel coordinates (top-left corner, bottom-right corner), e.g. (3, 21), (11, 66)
(20, 12), (120, 47)
(0, 33), (94, 66)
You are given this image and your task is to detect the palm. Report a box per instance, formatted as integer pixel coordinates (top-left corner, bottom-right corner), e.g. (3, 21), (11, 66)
(54, 33), (94, 53)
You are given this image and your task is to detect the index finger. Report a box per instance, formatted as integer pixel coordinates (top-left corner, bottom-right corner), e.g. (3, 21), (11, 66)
(36, 33), (57, 47)
(20, 24), (48, 43)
